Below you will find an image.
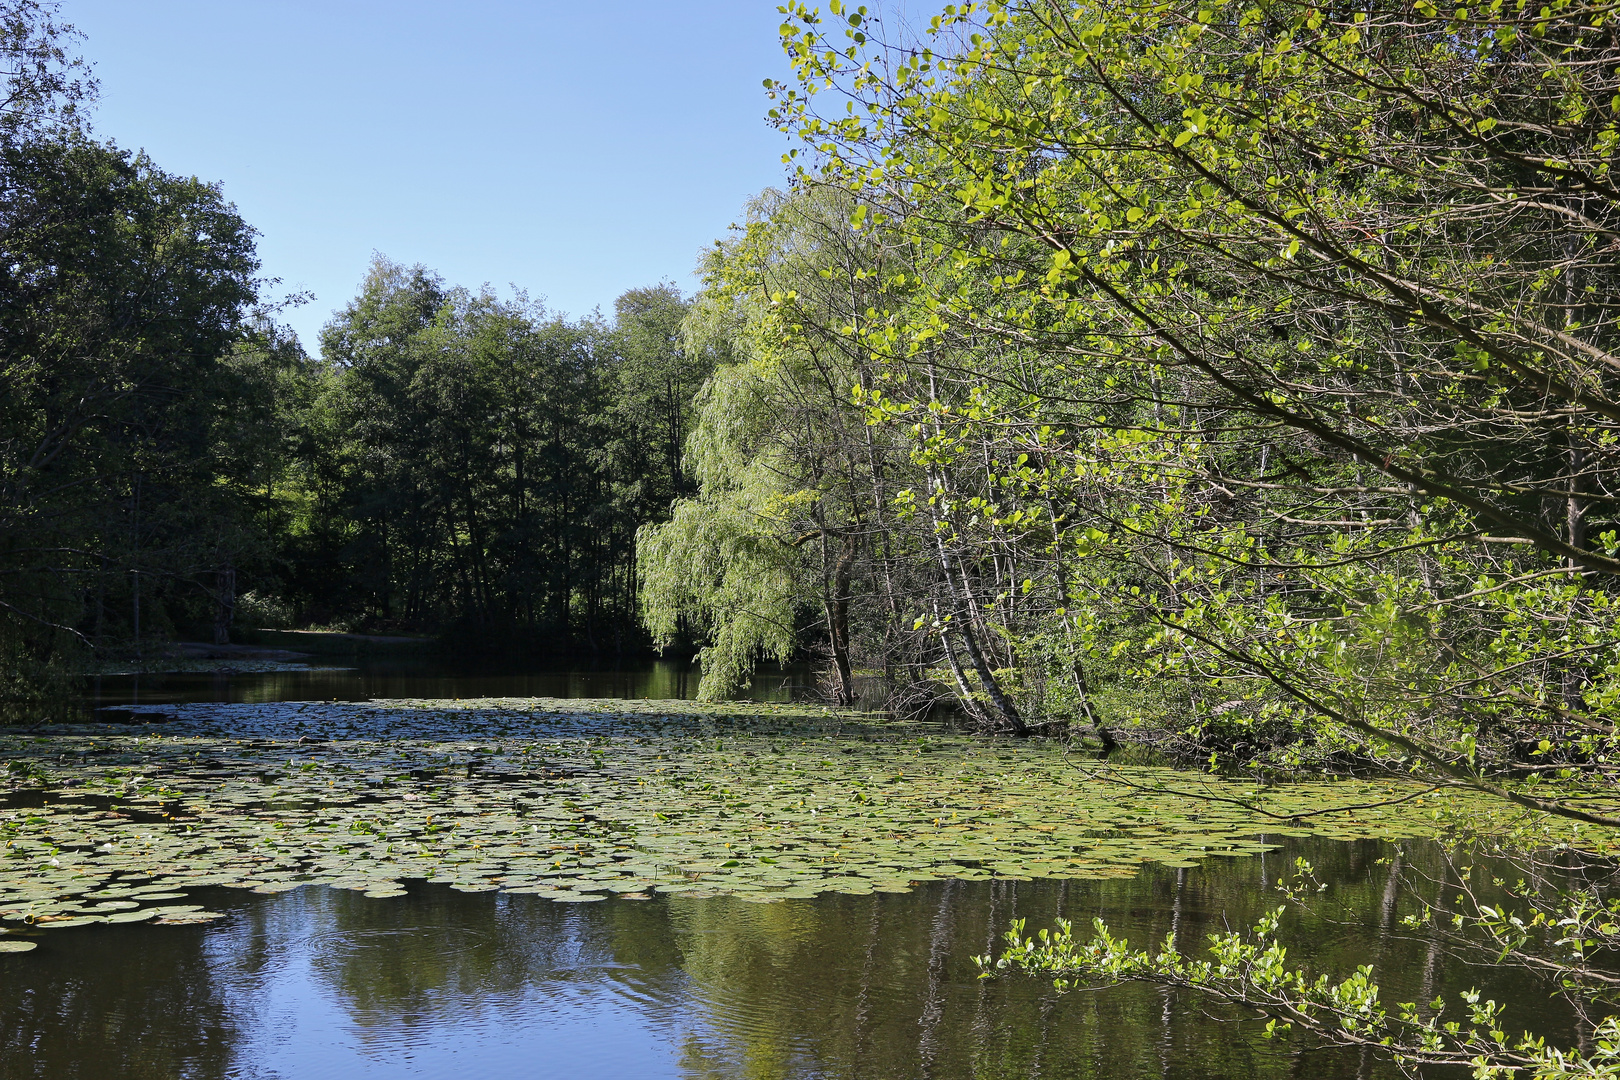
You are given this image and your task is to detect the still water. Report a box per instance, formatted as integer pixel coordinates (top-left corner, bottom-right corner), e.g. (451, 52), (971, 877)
(3, 839), (1562, 1080)
(0, 666), (1582, 1079)
(81, 659), (809, 711)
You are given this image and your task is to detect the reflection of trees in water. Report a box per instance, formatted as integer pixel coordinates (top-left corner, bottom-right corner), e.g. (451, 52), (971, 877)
(659, 880), (1148, 1078)
(220, 838), (1526, 1079)
(92, 659), (803, 710)
(3, 836), (1573, 1080)
(288, 887), (687, 1031)
(0, 920), (235, 1079)
(651, 837), (1558, 1080)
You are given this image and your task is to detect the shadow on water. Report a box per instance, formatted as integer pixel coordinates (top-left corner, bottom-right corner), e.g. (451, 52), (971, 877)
(0, 836), (1580, 1080)
(78, 659), (817, 712)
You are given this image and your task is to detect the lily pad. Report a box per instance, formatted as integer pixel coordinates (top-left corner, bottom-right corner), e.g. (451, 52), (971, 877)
(35, 915), (106, 928)
(0, 696), (1479, 928)
(153, 912), (226, 925)
(104, 910), (159, 924)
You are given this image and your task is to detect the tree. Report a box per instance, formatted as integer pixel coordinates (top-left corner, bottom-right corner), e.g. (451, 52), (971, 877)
(0, 0), (92, 142)
(296, 257), (685, 651)
(640, 189), (952, 709)
(769, 0), (1620, 800)
(0, 133), (263, 708)
(608, 283), (708, 518)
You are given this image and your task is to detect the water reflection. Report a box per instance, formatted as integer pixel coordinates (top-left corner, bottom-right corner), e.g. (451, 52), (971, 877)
(80, 659), (815, 712)
(0, 915), (236, 1079)
(0, 836), (1578, 1079)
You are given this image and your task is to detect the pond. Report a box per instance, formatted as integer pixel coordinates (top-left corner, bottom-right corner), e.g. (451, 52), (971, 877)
(0, 670), (1586, 1079)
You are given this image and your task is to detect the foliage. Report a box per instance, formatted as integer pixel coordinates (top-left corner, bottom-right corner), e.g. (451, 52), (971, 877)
(0, 1), (724, 687)
(610, 282), (714, 517)
(987, 839), (1620, 1078)
(740, 0), (1620, 1068)
(986, 904), (1606, 1077)
(752, 0), (1620, 789)
(0, 130), (268, 703)
(641, 187), (1040, 712)
(0, 0), (92, 140)
(274, 258), (714, 649)
(640, 189), (921, 701)
(636, 357), (807, 698)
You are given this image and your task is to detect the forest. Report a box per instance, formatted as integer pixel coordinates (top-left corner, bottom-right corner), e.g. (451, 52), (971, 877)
(0, 18), (716, 707)
(9, 0), (1620, 1072)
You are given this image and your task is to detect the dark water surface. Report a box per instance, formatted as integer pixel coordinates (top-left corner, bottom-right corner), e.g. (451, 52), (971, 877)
(0, 667), (1580, 1079)
(81, 659), (810, 711)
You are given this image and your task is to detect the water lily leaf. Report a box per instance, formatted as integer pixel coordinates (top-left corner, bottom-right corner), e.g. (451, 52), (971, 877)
(103, 910), (158, 924)
(35, 915), (106, 928)
(0, 697), (1475, 924)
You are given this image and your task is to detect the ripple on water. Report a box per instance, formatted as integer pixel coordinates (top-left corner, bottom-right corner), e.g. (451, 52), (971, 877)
(305, 925), (489, 959)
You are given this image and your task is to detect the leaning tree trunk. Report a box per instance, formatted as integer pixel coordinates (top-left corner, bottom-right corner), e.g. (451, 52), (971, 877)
(928, 513), (1024, 733)
(920, 362), (1023, 733)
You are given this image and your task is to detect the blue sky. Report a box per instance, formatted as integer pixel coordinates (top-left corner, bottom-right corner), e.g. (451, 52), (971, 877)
(62, 1), (799, 351)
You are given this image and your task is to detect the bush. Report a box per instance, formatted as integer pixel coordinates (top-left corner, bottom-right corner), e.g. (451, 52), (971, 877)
(236, 590), (294, 630)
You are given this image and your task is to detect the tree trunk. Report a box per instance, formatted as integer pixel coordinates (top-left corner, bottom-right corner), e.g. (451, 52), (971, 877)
(936, 620), (990, 726)
(826, 531), (858, 706)
(213, 563), (236, 646)
(929, 493), (1024, 733)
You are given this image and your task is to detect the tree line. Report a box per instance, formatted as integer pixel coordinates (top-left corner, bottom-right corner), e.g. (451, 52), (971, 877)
(286, 264), (708, 649)
(0, 2), (714, 717)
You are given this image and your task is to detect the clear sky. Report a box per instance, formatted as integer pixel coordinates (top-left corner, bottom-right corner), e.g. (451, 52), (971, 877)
(61, 1), (799, 352)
